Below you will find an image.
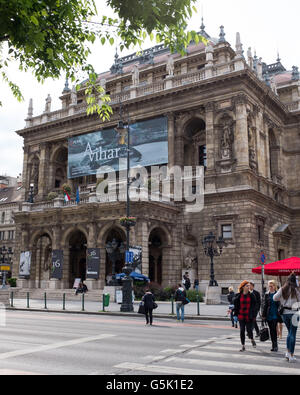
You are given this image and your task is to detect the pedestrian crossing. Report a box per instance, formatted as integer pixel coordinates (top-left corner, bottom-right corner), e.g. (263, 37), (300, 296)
(114, 333), (300, 375)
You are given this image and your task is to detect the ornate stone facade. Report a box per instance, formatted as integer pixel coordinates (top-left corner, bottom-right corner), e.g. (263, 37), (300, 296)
(12, 25), (300, 293)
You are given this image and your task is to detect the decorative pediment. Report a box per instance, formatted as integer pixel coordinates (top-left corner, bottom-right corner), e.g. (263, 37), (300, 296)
(273, 224), (293, 239)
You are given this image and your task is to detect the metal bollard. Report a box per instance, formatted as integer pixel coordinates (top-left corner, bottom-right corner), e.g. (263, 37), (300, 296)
(44, 293), (47, 310)
(27, 292), (30, 309)
(197, 294), (200, 316)
(62, 293), (66, 311)
(82, 293), (85, 311)
(10, 291), (14, 308)
(171, 295), (174, 315)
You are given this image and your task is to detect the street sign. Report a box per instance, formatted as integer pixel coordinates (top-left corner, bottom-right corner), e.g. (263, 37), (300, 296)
(0, 266), (10, 272)
(260, 253), (266, 264)
(125, 251), (134, 263)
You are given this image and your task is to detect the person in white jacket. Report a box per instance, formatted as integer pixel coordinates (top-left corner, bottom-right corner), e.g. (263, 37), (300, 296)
(274, 273), (300, 363)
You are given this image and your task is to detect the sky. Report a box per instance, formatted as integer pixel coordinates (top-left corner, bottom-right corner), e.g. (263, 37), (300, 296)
(0, 0), (299, 177)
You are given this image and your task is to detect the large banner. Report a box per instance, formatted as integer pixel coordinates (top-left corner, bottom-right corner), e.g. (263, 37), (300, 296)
(19, 251), (31, 279)
(68, 116), (168, 178)
(86, 248), (100, 279)
(51, 250), (64, 280)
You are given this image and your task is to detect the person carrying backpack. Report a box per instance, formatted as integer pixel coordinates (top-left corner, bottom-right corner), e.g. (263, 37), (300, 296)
(175, 284), (187, 322)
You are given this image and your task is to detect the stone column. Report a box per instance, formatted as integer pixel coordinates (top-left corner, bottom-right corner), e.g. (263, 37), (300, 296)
(167, 113), (175, 170)
(141, 221), (149, 277)
(21, 146), (30, 202)
(205, 102), (216, 173)
(38, 142), (50, 201)
(234, 95), (249, 170)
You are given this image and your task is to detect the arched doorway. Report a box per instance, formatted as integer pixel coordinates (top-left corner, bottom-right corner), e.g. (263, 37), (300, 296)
(33, 233), (52, 288)
(149, 229), (165, 284)
(105, 228), (126, 285)
(69, 231), (87, 288)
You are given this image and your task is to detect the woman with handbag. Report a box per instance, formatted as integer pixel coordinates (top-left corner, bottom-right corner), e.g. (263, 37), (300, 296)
(233, 280), (257, 352)
(262, 280), (280, 352)
(142, 289), (156, 326)
(274, 273), (300, 363)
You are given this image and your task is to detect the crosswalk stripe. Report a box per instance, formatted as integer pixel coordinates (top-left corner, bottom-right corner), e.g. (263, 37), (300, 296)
(113, 362), (242, 376)
(188, 349), (290, 364)
(165, 356), (300, 375)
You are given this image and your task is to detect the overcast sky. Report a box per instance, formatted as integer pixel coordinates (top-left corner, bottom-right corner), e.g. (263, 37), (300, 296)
(0, 0), (299, 177)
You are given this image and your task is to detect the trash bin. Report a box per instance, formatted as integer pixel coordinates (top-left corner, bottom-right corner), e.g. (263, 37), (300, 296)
(103, 293), (110, 307)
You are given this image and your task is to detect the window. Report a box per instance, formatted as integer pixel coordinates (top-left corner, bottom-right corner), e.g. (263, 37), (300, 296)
(8, 231), (14, 240)
(258, 224), (264, 243)
(1, 212), (5, 223)
(222, 224), (232, 239)
(199, 145), (207, 169)
(0, 231), (5, 241)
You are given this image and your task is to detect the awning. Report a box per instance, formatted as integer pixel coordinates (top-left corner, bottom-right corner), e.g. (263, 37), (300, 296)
(252, 257), (300, 276)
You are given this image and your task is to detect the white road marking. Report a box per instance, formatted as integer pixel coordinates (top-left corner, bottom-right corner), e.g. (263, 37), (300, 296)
(114, 362), (241, 376)
(0, 334), (116, 360)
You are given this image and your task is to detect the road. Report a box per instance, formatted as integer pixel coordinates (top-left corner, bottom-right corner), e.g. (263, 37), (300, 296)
(0, 310), (299, 376)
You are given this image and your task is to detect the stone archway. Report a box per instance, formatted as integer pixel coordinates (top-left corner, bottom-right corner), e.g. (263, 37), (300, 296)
(68, 230), (87, 288)
(148, 227), (171, 285)
(104, 228), (126, 284)
(31, 232), (52, 289)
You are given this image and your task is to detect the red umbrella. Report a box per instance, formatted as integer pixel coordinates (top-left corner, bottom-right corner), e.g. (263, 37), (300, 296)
(252, 257), (300, 276)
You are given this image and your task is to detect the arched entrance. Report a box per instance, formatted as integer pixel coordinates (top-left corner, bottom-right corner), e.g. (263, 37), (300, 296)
(105, 228), (125, 285)
(33, 233), (52, 288)
(69, 231), (87, 288)
(149, 229), (165, 284)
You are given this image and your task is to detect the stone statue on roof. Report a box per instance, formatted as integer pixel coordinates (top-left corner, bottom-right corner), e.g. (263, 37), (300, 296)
(166, 55), (174, 77)
(132, 64), (139, 87)
(44, 94), (51, 113)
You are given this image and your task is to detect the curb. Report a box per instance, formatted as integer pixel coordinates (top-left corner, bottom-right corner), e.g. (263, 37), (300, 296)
(7, 307), (230, 321)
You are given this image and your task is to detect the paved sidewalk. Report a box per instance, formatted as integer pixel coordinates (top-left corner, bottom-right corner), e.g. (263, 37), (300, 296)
(9, 297), (231, 321)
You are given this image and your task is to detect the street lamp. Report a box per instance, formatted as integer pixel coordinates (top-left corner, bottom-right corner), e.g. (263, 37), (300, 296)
(115, 103), (135, 312)
(0, 246), (13, 289)
(202, 232), (226, 286)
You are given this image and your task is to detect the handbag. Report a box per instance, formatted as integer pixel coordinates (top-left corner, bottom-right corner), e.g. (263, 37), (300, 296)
(259, 321), (270, 342)
(182, 297), (190, 306)
(153, 302), (158, 310)
(138, 302), (146, 315)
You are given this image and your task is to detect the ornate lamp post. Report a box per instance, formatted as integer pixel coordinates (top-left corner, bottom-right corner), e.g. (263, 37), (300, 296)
(202, 232), (226, 287)
(115, 103), (135, 312)
(0, 246), (13, 289)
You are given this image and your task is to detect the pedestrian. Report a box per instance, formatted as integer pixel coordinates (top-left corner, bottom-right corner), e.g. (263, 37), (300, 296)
(227, 286), (238, 328)
(233, 280), (257, 352)
(75, 281), (88, 296)
(194, 279), (199, 292)
(142, 288), (156, 326)
(249, 281), (261, 338)
(174, 284), (187, 322)
(183, 272), (191, 291)
(274, 273), (300, 363)
(262, 280), (280, 352)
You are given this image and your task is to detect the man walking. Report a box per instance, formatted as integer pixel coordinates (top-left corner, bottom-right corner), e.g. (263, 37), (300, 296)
(174, 284), (187, 322)
(249, 281), (261, 338)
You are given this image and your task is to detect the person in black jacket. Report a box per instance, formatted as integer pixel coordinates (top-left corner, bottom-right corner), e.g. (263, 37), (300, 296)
(174, 284), (187, 322)
(227, 287), (237, 328)
(249, 282), (261, 338)
(142, 289), (156, 326)
(262, 280), (280, 352)
(234, 281), (257, 352)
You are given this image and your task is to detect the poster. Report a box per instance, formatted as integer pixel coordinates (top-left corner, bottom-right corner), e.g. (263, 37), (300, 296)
(129, 246), (142, 273)
(86, 248), (100, 279)
(68, 116), (168, 178)
(51, 250), (64, 280)
(19, 251), (31, 279)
